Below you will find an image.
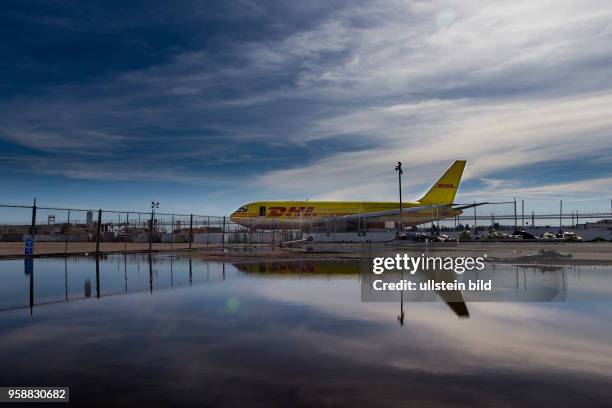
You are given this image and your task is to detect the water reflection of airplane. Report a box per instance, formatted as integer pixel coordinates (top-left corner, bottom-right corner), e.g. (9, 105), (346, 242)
(396, 268), (470, 321)
(232, 260), (359, 276)
(232, 261), (470, 320)
(6, 256), (236, 315)
(242, 260), (599, 321)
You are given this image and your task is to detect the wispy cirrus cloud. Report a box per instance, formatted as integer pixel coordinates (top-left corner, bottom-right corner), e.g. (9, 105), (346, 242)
(1, 0), (612, 211)
(256, 92), (612, 201)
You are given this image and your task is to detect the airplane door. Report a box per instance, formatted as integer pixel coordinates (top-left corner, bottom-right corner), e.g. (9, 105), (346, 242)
(259, 206), (266, 217)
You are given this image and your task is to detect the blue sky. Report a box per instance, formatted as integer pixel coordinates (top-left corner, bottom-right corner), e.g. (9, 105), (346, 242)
(2, 0), (612, 215)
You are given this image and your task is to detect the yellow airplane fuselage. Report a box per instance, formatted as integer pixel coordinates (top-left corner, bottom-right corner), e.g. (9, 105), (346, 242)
(229, 160), (467, 230)
(229, 200), (462, 229)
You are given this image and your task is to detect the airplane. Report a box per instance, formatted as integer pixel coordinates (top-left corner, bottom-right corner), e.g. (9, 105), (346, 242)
(229, 160), (484, 231)
(234, 260), (470, 319)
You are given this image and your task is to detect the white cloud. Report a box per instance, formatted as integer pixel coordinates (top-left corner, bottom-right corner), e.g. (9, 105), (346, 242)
(256, 92), (612, 200)
(2, 0), (612, 211)
(224, 1), (611, 203)
(240, 276), (612, 377)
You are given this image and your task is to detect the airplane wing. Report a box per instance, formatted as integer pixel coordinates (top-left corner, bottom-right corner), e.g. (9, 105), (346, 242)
(322, 202), (493, 222)
(452, 201), (515, 211)
(324, 204), (451, 222)
(438, 291), (470, 318)
(452, 202), (489, 211)
(431, 269), (470, 318)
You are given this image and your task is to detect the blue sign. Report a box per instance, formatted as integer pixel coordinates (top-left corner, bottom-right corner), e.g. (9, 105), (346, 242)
(24, 238), (33, 256)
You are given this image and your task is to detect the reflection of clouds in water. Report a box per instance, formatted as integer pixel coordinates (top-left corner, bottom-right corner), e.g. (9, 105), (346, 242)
(2, 271), (612, 405)
(237, 276), (612, 377)
(437, 8), (456, 29)
(4, 258), (612, 387)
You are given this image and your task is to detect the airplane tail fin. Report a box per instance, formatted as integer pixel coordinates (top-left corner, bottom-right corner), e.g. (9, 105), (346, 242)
(418, 160), (466, 205)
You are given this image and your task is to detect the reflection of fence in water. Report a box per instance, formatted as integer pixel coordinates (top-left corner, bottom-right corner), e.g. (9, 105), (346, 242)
(0, 255), (239, 313)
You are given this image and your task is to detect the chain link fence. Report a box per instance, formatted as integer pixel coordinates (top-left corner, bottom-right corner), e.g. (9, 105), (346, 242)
(0, 203), (301, 256)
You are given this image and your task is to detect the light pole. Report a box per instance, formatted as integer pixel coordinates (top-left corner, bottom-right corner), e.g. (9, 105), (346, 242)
(149, 201), (159, 252)
(395, 162), (403, 234)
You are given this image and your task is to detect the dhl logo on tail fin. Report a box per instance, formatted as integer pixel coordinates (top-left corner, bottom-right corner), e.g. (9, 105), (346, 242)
(418, 160), (466, 205)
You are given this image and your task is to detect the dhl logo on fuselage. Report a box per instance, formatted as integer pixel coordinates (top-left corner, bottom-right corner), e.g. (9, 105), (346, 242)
(436, 183), (455, 189)
(269, 206), (315, 217)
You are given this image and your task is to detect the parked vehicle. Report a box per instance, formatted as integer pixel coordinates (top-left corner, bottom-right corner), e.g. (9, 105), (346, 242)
(541, 232), (560, 240)
(413, 233), (447, 242)
(561, 231), (583, 241)
(512, 229), (537, 239)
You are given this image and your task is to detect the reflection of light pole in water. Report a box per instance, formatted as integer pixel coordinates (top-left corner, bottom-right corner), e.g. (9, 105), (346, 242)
(148, 254), (153, 294)
(395, 162), (403, 234)
(398, 269), (405, 326)
(124, 254), (128, 293)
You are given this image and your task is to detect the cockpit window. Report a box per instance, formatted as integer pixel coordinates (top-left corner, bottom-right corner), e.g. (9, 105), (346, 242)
(235, 205), (248, 213)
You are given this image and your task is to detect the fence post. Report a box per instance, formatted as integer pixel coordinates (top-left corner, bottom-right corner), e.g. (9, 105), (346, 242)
(171, 214), (174, 249)
(189, 214), (193, 249)
(29, 199), (37, 254)
(576, 210), (579, 227)
(96, 209), (102, 254)
(249, 217), (253, 249)
(222, 216), (226, 252)
(513, 198), (517, 230)
(64, 209), (71, 255)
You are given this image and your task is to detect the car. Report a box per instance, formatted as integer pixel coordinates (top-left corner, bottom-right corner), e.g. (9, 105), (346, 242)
(512, 229), (537, 239)
(413, 233), (447, 242)
(562, 232), (583, 242)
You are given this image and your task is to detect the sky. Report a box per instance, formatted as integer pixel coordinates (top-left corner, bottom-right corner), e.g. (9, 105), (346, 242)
(1, 0), (612, 216)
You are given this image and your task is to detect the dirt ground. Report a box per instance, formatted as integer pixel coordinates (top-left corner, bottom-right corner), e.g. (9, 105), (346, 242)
(2, 240), (612, 265)
(0, 241), (229, 257)
(182, 241), (612, 265)
(305, 241), (612, 263)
